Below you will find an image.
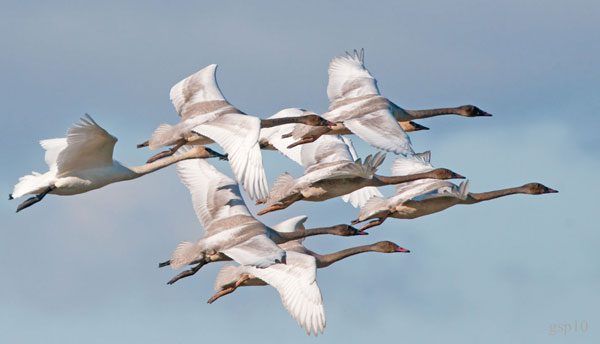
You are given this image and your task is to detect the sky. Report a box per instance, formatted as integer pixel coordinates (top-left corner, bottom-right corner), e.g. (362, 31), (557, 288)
(0, 1), (598, 343)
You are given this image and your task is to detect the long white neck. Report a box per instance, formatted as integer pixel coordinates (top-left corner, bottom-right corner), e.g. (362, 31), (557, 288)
(126, 148), (208, 179)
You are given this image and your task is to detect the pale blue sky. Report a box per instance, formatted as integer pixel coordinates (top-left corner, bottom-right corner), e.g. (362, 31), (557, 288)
(1, 1), (598, 343)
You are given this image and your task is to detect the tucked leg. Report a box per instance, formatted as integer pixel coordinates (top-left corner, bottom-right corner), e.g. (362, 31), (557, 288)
(16, 186), (56, 213)
(146, 139), (187, 164)
(167, 260), (207, 285)
(207, 274), (252, 304)
(287, 136), (319, 149)
(358, 212), (390, 232)
(257, 193), (304, 216)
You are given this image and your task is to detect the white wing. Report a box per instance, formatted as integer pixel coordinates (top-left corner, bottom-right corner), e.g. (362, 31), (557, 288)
(169, 65), (268, 200)
(217, 251), (325, 336)
(39, 138), (67, 171)
(221, 235), (286, 269)
(340, 136), (383, 207)
(176, 155), (253, 232)
(411, 180), (470, 202)
(170, 64), (228, 120)
(272, 215), (309, 249)
(300, 135), (353, 172)
(343, 109), (414, 155)
(55, 114), (117, 175)
(391, 151), (436, 194)
(327, 49), (379, 104)
(192, 113), (268, 200)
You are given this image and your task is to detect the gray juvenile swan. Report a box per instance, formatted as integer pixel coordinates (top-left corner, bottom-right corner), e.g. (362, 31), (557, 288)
(256, 134), (465, 215)
(352, 152), (558, 230)
(209, 218), (409, 336)
(138, 64), (334, 200)
(165, 149), (364, 280)
(285, 49), (491, 150)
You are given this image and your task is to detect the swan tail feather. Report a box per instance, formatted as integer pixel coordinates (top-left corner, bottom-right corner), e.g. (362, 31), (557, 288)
(214, 265), (243, 291)
(265, 172), (295, 206)
(170, 241), (204, 269)
(148, 124), (177, 150)
(357, 196), (389, 221)
(11, 172), (51, 199)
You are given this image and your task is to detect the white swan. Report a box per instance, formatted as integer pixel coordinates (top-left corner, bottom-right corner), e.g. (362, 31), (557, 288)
(259, 109), (382, 207)
(353, 152), (558, 230)
(285, 50), (491, 150)
(168, 150), (363, 271)
(139, 65), (334, 200)
(210, 217), (411, 336)
(259, 108), (427, 162)
(9, 115), (222, 212)
(257, 133), (465, 215)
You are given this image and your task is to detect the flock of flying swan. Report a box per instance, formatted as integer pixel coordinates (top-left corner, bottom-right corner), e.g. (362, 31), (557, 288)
(10, 49), (557, 336)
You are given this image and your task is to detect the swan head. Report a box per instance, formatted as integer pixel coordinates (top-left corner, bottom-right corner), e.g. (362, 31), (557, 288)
(429, 168), (465, 180)
(522, 183), (558, 194)
(400, 121), (429, 132)
(302, 114), (337, 128)
(457, 105), (492, 117)
(331, 224), (366, 236)
(373, 241), (410, 253)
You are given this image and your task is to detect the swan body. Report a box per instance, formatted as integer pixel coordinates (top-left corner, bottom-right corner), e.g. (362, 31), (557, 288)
(354, 152), (557, 229)
(258, 134), (386, 215)
(168, 151), (363, 271)
(144, 65), (335, 200)
(10, 115), (218, 212)
(169, 154), (285, 269)
(286, 50), (491, 151)
(212, 216), (410, 335)
(258, 132), (464, 215)
(145, 64), (269, 200)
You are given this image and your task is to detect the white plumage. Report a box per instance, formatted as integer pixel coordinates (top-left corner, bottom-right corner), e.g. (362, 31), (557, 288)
(261, 134), (386, 212)
(148, 64), (269, 200)
(323, 50), (414, 155)
(169, 153), (285, 269)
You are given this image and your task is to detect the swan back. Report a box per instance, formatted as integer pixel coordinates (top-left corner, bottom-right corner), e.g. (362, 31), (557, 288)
(300, 135), (354, 173)
(172, 151), (284, 268)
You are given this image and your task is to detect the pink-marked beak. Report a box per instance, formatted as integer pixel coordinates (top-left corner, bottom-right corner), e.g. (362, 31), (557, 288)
(395, 247), (410, 253)
(358, 231), (369, 235)
(546, 187), (559, 193)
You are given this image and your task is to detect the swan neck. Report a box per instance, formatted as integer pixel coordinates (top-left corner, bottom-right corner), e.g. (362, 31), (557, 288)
(275, 226), (336, 242)
(315, 244), (376, 268)
(405, 107), (464, 119)
(372, 171), (435, 186)
(128, 150), (201, 176)
(461, 186), (525, 204)
(260, 116), (307, 128)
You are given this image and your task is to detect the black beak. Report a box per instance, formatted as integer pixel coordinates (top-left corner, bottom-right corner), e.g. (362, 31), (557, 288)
(206, 148), (228, 161)
(451, 172), (466, 179)
(411, 122), (430, 131)
(476, 109), (493, 117)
